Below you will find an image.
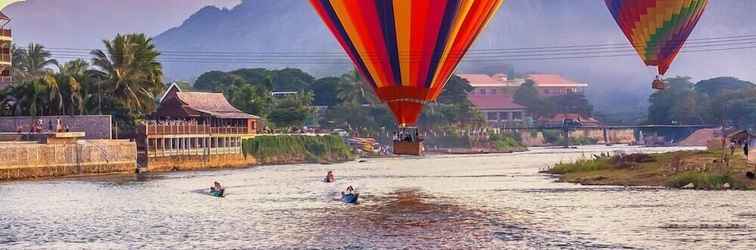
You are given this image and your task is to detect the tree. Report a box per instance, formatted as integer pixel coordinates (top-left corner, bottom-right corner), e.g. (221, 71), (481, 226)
(695, 77), (756, 98)
(90, 33), (164, 127)
(548, 93), (593, 117)
(336, 71), (377, 106)
(226, 84), (272, 118)
(12, 43), (58, 81)
(437, 75), (473, 105)
(270, 68), (314, 92)
(56, 59), (90, 115)
(268, 92), (314, 128)
(194, 71), (240, 92)
(647, 77), (701, 124)
(310, 77), (341, 106)
(513, 80), (553, 119)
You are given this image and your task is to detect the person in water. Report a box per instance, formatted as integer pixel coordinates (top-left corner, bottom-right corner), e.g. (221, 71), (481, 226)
(345, 185), (354, 193)
(325, 171), (335, 182)
(210, 181), (224, 192)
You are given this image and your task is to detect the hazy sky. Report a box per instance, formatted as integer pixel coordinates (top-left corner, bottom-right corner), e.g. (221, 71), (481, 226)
(3, 0), (755, 112)
(3, 0), (241, 48)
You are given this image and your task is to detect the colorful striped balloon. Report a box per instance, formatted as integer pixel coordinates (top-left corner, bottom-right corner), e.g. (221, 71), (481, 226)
(310, 0), (503, 126)
(605, 0), (708, 76)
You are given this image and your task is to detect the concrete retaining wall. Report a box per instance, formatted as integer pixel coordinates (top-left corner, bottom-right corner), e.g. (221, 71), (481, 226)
(0, 140), (136, 180)
(147, 153), (256, 172)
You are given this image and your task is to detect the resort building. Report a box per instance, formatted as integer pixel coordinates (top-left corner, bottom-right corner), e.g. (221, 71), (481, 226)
(458, 74), (528, 127)
(458, 73), (592, 128)
(138, 83), (260, 170)
(526, 74), (588, 97)
(0, 12), (12, 90)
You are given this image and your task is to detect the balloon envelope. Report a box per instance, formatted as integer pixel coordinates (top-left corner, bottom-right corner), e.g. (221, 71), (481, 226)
(605, 0), (708, 75)
(0, 0), (24, 11)
(310, 0), (503, 126)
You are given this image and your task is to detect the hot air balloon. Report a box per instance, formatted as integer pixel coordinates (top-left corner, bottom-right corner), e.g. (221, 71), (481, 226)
(605, 0), (709, 90)
(310, 0), (503, 155)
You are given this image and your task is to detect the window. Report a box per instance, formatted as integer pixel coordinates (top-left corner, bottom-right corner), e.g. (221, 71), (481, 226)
(479, 89), (487, 95)
(489, 89), (497, 95)
(498, 112), (510, 121)
(487, 112), (498, 121)
(512, 112), (523, 121)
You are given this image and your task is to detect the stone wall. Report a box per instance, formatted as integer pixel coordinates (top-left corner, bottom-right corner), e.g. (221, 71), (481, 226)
(146, 153), (256, 172)
(0, 140), (136, 181)
(0, 115), (112, 139)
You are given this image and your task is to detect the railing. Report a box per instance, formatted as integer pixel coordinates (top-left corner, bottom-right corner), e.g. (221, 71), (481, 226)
(144, 123), (248, 136)
(0, 29), (11, 37)
(0, 54), (10, 63)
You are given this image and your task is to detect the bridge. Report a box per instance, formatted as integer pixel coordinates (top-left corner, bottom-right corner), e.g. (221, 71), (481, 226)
(496, 124), (719, 147)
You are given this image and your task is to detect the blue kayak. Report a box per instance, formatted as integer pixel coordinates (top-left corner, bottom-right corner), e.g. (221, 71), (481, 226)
(341, 193), (359, 204)
(210, 189), (225, 198)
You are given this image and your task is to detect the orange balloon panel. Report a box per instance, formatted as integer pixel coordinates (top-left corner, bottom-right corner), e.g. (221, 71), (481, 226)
(310, 0), (503, 126)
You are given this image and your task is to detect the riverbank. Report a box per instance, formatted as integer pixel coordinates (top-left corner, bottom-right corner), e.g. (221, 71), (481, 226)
(545, 149), (756, 190)
(242, 135), (355, 165)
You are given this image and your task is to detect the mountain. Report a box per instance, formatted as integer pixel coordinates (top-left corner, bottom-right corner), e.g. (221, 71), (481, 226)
(153, 0), (342, 82)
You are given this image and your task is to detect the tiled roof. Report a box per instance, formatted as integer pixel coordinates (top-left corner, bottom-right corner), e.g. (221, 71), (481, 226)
(527, 74), (588, 87)
(458, 74), (506, 86)
(175, 92), (259, 119)
(468, 95), (526, 110)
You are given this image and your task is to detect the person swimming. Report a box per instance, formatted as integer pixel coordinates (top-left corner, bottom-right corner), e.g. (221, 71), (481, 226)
(324, 171), (335, 183)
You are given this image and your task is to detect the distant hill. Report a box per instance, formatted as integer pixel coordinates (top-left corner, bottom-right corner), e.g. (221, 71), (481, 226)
(153, 0), (345, 81)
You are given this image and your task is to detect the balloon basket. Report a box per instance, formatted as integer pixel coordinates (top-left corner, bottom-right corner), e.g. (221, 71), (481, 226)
(652, 79), (666, 90)
(393, 141), (423, 156)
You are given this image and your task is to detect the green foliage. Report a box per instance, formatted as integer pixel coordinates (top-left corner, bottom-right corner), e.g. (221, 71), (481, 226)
(667, 172), (745, 190)
(2, 35), (164, 132)
(242, 135), (353, 163)
(268, 92), (314, 128)
(310, 77), (341, 106)
(647, 76), (756, 130)
(488, 133), (525, 151)
(548, 93), (593, 117)
(648, 77), (701, 125)
(227, 84), (272, 118)
(548, 158), (611, 174)
(437, 75), (474, 105)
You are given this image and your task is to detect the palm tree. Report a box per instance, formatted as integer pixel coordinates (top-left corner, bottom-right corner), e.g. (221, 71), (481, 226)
(12, 43), (58, 81)
(90, 33), (164, 117)
(336, 70), (378, 106)
(56, 59), (89, 115)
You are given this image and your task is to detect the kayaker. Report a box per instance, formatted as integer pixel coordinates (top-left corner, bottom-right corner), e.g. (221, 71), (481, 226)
(211, 181), (224, 192)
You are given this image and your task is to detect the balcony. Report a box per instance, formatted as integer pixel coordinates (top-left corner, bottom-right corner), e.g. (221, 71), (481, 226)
(0, 29), (10, 38)
(143, 122), (249, 136)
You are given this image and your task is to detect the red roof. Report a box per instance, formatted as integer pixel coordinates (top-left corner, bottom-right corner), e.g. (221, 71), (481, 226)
(468, 95), (526, 110)
(155, 83), (258, 119)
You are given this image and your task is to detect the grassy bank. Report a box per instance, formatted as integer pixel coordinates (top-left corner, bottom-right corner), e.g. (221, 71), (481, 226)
(242, 135), (354, 164)
(545, 150), (756, 190)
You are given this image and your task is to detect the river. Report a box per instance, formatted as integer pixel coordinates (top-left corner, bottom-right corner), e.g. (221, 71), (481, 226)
(1, 145), (755, 249)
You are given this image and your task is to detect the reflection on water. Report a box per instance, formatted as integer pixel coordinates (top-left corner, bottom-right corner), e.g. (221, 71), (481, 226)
(2, 145), (756, 249)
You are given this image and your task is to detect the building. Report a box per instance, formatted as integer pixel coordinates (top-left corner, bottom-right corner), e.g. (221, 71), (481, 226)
(459, 73), (592, 127)
(151, 83), (259, 133)
(527, 74), (588, 97)
(458, 74), (528, 127)
(138, 83), (261, 171)
(0, 12), (12, 89)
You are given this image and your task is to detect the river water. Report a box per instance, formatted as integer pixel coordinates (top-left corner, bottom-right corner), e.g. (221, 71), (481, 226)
(2, 145), (755, 249)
